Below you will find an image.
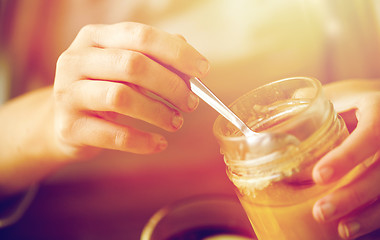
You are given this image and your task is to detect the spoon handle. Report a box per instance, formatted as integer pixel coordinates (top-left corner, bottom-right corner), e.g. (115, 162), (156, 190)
(189, 77), (255, 136)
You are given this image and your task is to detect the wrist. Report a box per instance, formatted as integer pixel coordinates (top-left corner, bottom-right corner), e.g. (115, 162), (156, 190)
(0, 87), (71, 193)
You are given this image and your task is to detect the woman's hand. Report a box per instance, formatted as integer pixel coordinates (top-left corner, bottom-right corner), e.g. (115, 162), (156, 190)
(53, 22), (209, 158)
(312, 79), (380, 239)
(0, 22), (209, 194)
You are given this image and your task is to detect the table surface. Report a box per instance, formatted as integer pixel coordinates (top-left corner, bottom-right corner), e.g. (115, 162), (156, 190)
(0, 160), (379, 240)
(0, 155), (236, 240)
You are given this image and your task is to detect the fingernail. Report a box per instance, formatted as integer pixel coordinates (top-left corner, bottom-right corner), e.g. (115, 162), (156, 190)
(315, 201), (336, 221)
(339, 221), (360, 239)
(198, 59), (210, 76)
(171, 112), (184, 129)
(156, 136), (168, 151)
(316, 167), (334, 183)
(187, 92), (199, 111)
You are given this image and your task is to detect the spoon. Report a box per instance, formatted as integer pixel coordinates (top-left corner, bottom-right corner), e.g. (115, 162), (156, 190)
(189, 77), (300, 154)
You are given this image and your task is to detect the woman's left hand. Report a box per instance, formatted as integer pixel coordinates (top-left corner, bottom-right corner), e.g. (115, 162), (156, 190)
(312, 79), (380, 239)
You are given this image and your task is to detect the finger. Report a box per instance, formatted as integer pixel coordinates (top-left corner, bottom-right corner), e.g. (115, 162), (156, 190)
(338, 199), (380, 240)
(64, 115), (168, 154)
(70, 22), (210, 78)
(66, 80), (184, 132)
(313, 94), (380, 184)
(313, 155), (380, 223)
(56, 47), (199, 112)
(323, 79), (380, 112)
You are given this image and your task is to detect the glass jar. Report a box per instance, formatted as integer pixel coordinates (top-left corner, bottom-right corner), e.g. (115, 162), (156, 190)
(213, 77), (350, 240)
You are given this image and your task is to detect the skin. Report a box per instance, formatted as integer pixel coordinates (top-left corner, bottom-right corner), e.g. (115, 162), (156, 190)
(0, 22), (210, 196)
(313, 79), (380, 239)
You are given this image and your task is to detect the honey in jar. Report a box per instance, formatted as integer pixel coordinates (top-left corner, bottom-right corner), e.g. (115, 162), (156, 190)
(213, 77), (359, 240)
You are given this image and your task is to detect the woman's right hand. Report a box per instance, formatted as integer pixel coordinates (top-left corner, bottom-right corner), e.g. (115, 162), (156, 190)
(312, 79), (380, 239)
(53, 22), (210, 159)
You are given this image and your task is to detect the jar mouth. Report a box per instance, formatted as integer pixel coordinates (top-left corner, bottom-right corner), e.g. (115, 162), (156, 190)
(213, 76), (323, 144)
(212, 77), (347, 201)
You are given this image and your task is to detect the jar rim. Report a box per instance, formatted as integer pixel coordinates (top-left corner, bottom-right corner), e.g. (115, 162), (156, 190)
(212, 76), (322, 142)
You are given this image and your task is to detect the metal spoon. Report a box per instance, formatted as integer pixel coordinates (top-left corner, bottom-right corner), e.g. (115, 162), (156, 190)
(189, 77), (300, 154)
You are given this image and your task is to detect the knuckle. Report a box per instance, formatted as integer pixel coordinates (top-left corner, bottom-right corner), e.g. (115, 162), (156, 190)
(133, 24), (154, 46)
(105, 83), (129, 110)
(55, 116), (75, 143)
(114, 128), (130, 149)
(56, 51), (72, 69)
(53, 78), (77, 106)
(78, 24), (99, 39)
(153, 103), (167, 117)
(79, 24), (95, 36)
(165, 77), (183, 95)
(56, 50), (81, 74)
(123, 52), (146, 78)
(149, 104), (170, 125)
(55, 116), (88, 146)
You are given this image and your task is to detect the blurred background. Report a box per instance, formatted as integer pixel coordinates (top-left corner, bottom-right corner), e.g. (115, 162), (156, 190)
(1, 0), (380, 239)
